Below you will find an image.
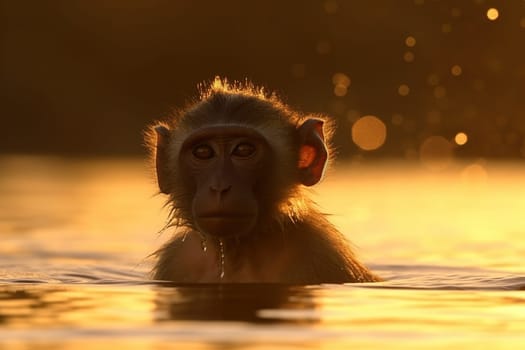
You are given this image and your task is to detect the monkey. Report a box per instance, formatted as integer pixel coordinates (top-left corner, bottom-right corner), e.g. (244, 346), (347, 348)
(146, 78), (381, 284)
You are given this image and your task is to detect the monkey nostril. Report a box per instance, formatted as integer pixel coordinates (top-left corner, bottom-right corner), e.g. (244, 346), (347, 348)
(210, 184), (232, 194)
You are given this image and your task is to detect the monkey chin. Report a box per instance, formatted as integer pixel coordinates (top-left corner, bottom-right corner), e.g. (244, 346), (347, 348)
(195, 215), (257, 238)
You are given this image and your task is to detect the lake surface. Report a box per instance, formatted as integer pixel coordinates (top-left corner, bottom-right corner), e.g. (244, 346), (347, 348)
(1, 156), (524, 349)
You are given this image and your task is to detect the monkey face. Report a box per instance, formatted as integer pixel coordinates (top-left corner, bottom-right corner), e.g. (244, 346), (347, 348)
(152, 92), (330, 241)
(180, 125), (270, 238)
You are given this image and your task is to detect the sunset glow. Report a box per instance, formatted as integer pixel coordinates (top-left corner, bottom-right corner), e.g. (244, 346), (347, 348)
(3, 1), (525, 348)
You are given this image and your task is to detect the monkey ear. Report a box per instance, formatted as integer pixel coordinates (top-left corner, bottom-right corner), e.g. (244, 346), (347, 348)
(154, 125), (172, 194)
(297, 119), (328, 186)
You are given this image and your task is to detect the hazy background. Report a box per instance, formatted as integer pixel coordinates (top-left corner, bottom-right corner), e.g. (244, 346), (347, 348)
(2, 0), (525, 162)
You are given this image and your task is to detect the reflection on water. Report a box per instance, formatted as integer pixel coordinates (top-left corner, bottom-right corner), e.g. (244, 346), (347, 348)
(154, 284), (319, 323)
(1, 283), (524, 349)
(0, 156), (524, 349)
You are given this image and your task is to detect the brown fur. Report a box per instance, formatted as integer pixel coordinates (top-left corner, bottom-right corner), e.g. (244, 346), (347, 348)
(147, 78), (380, 284)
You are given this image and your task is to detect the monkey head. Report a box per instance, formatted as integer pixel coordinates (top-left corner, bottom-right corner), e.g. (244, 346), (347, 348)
(150, 82), (330, 239)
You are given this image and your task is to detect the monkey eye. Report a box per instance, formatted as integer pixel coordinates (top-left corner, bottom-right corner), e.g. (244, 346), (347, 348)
(192, 144), (215, 160)
(232, 142), (256, 158)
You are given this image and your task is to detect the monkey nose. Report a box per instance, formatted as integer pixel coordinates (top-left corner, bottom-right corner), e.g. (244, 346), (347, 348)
(210, 184), (232, 196)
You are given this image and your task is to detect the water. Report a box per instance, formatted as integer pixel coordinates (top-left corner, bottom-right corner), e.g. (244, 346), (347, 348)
(1, 156), (524, 349)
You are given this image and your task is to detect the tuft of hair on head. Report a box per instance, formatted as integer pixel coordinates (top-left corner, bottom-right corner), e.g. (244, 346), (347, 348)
(198, 76), (268, 100)
(196, 76), (297, 116)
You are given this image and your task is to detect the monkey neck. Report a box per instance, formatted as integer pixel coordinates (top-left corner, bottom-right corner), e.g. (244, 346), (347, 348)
(156, 206), (377, 283)
(198, 205), (339, 270)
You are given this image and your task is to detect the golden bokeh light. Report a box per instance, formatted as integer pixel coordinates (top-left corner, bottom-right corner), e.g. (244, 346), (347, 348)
(346, 109), (360, 122)
(451, 65), (462, 76)
(351, 115), (387, 151)
(332, 72), (351, 87)
(291, 63), (306, 78)
(441, 23), (452, 33)
(404, 147), (419, 160)
(391, 113), (404, 125)
(403, 51), (415, 63)
(398, 84), (410, 96)
(324, 0), (339, 14)
(419, 135), (454, 171)
(451, 8), (462, 18)
(433, 86), (447, 99)
(455, 132), (468, 145)
(405, 36), (416, 47)
(487, 8), (499, 21)
(461, 162), (488, 184)
(333, 84), (348, 97)
(473, 79), (485, 91)
(316, 41), (332, 55)
(427, 74), (440, 86)
(426, 110), (441, 125)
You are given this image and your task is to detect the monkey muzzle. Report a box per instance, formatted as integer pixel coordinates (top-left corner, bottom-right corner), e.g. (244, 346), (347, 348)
(195, 211), (257, 238)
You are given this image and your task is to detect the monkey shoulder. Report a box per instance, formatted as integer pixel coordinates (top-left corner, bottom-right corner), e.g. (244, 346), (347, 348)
(153, 231), (218, 282)
(284, 218), (378, 283)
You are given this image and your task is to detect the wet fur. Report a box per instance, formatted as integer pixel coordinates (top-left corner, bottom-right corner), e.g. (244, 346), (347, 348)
(154, 204), (380, 283)
(147, 78), (380, 284)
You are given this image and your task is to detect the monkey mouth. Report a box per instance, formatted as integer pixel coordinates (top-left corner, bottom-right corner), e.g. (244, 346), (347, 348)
(198, 212), (253, 219)
(195, 212), (256, 237)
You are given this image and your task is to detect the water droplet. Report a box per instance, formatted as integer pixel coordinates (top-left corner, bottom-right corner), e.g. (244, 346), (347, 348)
(201, 238), (207, 252)
(219, 239), (225, 279)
